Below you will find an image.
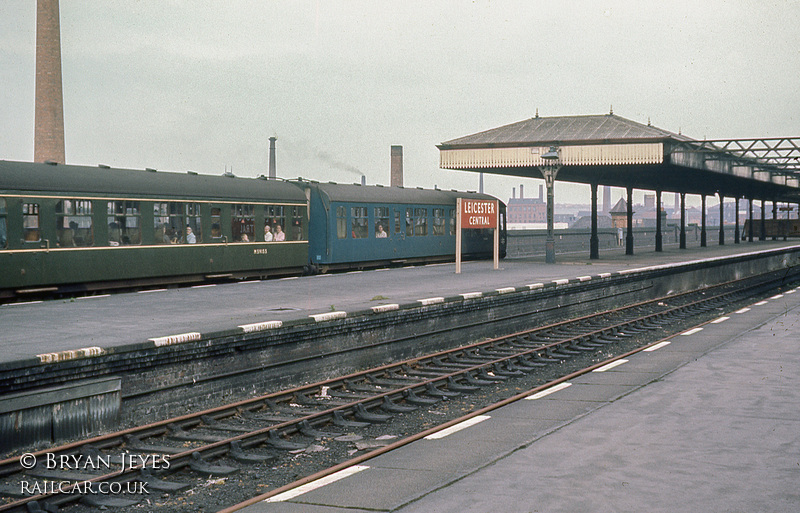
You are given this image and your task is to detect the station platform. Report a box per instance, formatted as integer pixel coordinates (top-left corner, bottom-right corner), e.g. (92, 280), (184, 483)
(1, 240), (799, 365)
(238, 265), (800, 512)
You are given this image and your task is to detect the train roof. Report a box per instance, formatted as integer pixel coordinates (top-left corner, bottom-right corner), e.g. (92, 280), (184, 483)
(0, 160), (307, 203)
(293, 180), (502, 205)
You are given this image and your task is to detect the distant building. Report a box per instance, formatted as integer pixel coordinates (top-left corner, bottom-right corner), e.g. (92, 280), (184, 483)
(507, 184), (546, 224)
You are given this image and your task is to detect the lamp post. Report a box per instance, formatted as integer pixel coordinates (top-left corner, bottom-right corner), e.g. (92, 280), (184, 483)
(540, 146), (561, 264)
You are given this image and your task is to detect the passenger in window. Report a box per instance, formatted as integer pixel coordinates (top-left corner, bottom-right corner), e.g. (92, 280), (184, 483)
(274, 224), (285, 241)
(185, 226), (197, 244)
(241, 233), (250, 242)
(59, 223), (76, 247)
(264, 224), (273, 241)
(109, 222), (121, 246)
(376, 224), (387, 238)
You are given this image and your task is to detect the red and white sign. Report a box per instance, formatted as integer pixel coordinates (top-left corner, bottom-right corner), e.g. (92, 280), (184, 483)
(455, 198), (500, 273)
(459, 199), (498, 229)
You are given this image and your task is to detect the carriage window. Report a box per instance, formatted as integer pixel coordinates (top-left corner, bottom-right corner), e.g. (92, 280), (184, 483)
(394, 210), (402, 235)
(414, 208), (428, 236)
(336, 206), (347, 239)
(0, 198), (6, 248)
(56, 199), (93, 247)
(23, 203), (40, 242)
(185, 203), (202, 243)
(154, 202), (183, 244)
(449, 209), (455, 236)
(265, 205), (286, 241)
(432, 208), (445, 236)
(211, 208), (222, 240)
(374, 207), (389, 239)
(107, 201), (141, 246)
(290, 206), (306, 241)
(232, 204), (254, 242)
(405, 208), (414, 236)
(351, 206), (368, 239)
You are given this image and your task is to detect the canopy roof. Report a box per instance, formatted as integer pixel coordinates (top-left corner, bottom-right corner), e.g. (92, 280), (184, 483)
(438, 114), (800, 202)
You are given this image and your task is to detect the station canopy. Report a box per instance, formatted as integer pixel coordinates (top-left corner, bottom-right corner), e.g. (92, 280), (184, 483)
(438, 113), (800, 202)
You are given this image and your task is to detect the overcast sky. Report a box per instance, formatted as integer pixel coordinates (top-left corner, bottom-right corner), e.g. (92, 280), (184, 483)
(1, 1), (798, 207)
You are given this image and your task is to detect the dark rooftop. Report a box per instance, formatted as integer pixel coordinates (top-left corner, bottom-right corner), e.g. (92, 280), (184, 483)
(440, 113), (691, 148)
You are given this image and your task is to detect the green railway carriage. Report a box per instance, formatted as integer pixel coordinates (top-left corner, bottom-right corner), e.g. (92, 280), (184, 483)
(0, 160), (309, 300)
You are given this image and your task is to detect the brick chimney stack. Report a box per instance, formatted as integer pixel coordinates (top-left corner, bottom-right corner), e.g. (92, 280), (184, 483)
(390, 146), (403, 187)
(268, 136), (277, 179)
(34, 0), (66, 164)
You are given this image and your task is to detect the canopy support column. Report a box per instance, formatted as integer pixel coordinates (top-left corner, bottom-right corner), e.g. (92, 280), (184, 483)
(735, 197), (740, 244)
(655, 189), (663, 252)
(679, 192), (686, 249)
(718, 193), (725, 245)
(590, 182), (599, 259)
(748, 198), (754, 242)
(540, 163), (561, 264)
(626, 186), (634, 255)
(759, 201), (766, 241)
(700, 194), (707, 247)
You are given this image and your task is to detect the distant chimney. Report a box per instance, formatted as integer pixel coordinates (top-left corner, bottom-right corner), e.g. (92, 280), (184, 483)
(34, 0), (66, 164)
(644, 194), (655, 209)
(268, 136), (277, 180)
(538, 184), (544, 202)
(361, 175), (366, 186)
(512, 187), (516, 199)
(479, 172), (484, 194)
(520, 184), (524, 199)
(603, 186), (611, 213)
(391, 145), (403, 187)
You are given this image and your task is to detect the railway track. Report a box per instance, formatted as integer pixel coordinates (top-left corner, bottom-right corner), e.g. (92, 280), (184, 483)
(0, 271), (794, 513)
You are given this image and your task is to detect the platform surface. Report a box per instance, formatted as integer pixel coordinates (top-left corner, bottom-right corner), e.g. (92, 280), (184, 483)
(239, 268), (800, 512)
(1, 240), (798, 365)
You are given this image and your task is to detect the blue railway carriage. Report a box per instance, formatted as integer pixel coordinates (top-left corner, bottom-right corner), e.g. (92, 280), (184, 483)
(0, 160), (309, 300)
(296, 180), (506, 272)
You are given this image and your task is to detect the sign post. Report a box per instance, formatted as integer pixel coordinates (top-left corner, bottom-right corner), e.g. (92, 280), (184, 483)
(456, 198), (499, 274)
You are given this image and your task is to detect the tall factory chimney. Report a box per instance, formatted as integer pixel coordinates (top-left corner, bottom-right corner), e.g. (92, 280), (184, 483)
(538, 184), (544, 202)
(479, 172), (484, 194)
(390, 145), (403, 187)
(268, 136), (277, 180)
(603, 186), (611, 214)
(520, 184), (524, 199)
(34, 0), (66, 164)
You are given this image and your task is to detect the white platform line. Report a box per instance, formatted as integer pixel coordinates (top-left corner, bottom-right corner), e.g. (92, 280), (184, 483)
(264, 465), (370, 502)
(137, 288), (166, 294)
(735, 307), (751, 314)
(681, 327), (704, 336)
(191, 284), (216, 289)
(77, 294), (110, 300)
(753, 300), (769, 306)
(553, 278), (569, 285)
(418, 297), (444, 306)
(711, 316), (730, 324)
(643, 341), (671, 352)
(460, 292), (483, 300)
(769, 294), (784, 299)
(525, 382), (572, 400)
(424, 415), (491, 440)
(593, 359), (628, 372)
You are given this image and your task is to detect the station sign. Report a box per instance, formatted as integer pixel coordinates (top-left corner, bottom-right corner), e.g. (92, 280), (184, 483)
(455, 198), (500, 273)
(460, 199), (498, 229)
